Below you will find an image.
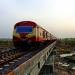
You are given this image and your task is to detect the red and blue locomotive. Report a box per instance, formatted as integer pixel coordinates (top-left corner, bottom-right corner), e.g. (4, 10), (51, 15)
(13, 21), (56, 49)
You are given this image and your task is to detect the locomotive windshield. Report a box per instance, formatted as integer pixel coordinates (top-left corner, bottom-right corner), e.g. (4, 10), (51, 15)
(16, 26), (32, 33)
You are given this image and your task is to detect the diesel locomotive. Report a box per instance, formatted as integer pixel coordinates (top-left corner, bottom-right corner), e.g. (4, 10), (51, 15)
(13, 21), (56, 49)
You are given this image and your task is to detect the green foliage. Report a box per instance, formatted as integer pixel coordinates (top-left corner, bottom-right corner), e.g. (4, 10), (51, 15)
(0, 40), (8, 45)
(61, 38), (75, 47)
(0, 39), (13, 48)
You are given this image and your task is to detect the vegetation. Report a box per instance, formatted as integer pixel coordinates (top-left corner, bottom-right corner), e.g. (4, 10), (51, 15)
(0, 39), (13, 48)
(56, 38), (75, 54)
(57, 38), (75, 46)
(63, 38), (75, 46)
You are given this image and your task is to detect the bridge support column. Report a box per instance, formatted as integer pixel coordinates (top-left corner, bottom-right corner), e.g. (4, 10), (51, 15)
(39, 51), (54, 75)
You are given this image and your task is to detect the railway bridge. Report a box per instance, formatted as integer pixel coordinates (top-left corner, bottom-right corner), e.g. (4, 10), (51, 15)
(0, 41), (56, 75)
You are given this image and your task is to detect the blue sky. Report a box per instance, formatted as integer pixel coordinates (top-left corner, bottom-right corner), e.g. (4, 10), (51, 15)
(0, 0), (75, 38)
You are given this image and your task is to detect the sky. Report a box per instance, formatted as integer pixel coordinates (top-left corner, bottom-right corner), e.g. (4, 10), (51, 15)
(0, 0), (75, 38)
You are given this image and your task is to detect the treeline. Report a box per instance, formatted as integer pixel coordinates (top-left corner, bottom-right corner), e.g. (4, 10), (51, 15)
(56, 38), (75, 53)
(0, 39), (11, 44)
(59, 38), (75, 47)
(0, 39), (13, 47)
(0, 40), (8, 44)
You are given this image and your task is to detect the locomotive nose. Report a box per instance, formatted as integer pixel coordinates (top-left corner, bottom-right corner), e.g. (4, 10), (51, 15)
(20, 34), (27, 39)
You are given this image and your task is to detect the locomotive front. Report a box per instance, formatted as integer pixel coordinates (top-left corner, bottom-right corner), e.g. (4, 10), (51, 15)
(13, 21), (36, 49)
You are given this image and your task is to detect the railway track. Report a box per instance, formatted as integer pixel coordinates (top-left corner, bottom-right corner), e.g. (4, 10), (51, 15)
(0, 47), (37, 74)
(0, 48), (25, 67)
(0, 42), (53, 67)
(0, 47), (39, 74)
(0, 42), (55, 74)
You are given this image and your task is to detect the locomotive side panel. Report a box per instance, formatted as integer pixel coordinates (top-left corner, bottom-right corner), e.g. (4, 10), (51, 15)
(36, 26), (51, 43)
(36, 26), (46, 42)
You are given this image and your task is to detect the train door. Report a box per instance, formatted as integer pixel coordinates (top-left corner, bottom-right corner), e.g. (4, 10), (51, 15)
(36, 26), (39, 42)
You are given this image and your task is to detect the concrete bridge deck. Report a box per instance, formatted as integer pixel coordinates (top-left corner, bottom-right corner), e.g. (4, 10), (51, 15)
(6, 41), (56, 75)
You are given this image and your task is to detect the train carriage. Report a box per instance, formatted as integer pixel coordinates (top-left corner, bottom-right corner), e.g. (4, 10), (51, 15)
(13, 21), (56, 49)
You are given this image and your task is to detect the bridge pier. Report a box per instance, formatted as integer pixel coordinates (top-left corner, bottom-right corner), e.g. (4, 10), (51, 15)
(39, 50), (54, 75)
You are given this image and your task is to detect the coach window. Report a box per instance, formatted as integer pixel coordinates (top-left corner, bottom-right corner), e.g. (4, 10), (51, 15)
(43, 31), (45, 38)
(46, 32), (47, 38)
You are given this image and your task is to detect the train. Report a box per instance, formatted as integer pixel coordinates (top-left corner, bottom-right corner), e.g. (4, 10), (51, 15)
(13, 21), (56, 49)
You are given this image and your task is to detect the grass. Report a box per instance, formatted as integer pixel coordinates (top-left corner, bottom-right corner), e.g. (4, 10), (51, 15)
(0, 39), (13, 48)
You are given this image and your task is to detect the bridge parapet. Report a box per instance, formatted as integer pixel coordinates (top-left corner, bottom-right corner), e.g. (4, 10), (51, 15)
(7, 41), (56, 75)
